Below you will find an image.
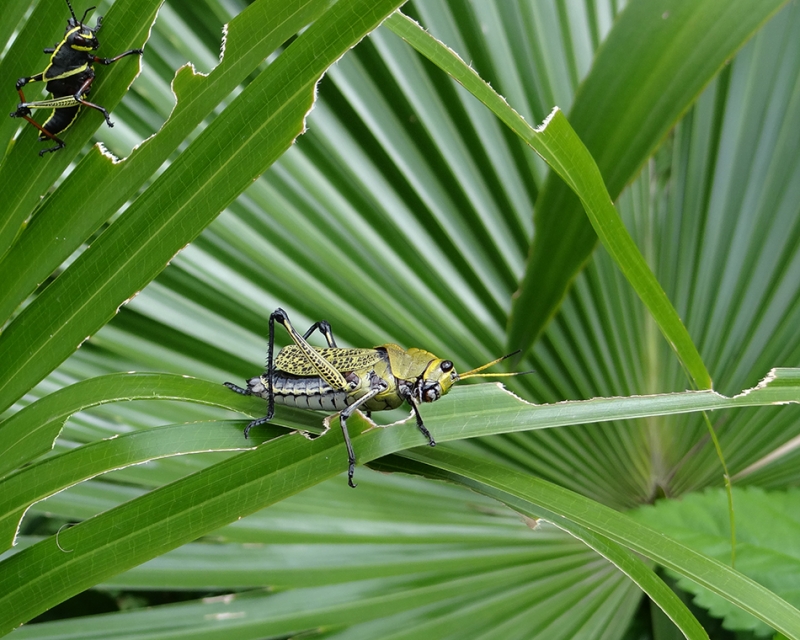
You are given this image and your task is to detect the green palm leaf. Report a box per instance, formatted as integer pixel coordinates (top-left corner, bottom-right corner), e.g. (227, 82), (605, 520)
(2, 0), (800, 637)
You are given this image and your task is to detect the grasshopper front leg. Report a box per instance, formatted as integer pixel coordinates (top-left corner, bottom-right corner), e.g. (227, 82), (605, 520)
(407, 398), (436, 446)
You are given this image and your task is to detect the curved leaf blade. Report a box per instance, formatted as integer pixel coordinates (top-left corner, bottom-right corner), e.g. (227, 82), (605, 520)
(508, 0), (789, 365)
(0, 368), (799, 631)
(385, 10), (711, 389)
(0, 372), (321, 480)
(398, 446), (800, 639)
(0, 0), (332, 325)
(0, 0), (405, 415)
(0, 420), (269, 552)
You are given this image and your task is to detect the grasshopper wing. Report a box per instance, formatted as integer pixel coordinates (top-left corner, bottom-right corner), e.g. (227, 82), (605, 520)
(275, 346), (385, 376)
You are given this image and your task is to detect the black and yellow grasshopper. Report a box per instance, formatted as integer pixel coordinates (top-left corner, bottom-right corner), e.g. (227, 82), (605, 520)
(225, 308), (522, 487)
(10, 0), (143, 155)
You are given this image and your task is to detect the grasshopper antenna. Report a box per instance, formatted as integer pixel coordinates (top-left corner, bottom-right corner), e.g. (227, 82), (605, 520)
(80, 6), (96, 24)
(455, 351), (534, 381)
(64, 0), (78, 22)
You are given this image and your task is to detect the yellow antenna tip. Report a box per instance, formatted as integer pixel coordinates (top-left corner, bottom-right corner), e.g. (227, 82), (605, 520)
(456, 351), (532, 381)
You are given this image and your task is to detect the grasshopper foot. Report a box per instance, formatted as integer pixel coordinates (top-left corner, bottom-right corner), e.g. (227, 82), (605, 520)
(10, 105), (31, 118)
(39, 140), (65, 156)
(347, 463), (357, 489)
(243, 414), (273, 439)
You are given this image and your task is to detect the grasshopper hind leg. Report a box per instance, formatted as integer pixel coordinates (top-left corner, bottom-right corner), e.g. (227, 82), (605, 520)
(9, 103), (67, 155)
(302, 319), (337, 347)
(225, 308), (329, 442)
(243, 415), (272, 439)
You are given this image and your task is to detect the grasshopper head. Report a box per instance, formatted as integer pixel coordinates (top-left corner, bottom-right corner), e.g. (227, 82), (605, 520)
(413, 357), (457, 403)
(65, 1), (101, 50)
(390, 346), (528, 404)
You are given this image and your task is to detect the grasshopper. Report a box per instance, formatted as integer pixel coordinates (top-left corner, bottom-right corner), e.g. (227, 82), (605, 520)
(10, 0), (143, 155)
(225, 308), (522, 487)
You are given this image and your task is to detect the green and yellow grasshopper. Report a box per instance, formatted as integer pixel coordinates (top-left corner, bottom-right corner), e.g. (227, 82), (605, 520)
(225, 308), (522, 487)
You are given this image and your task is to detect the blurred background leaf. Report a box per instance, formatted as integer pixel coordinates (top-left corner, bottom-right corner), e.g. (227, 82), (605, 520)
(2, 0), (800, 637)
(633, 487), (800, 637)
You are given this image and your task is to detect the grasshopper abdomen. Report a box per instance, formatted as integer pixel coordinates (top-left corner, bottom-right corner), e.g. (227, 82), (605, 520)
(247, 372), (354, 412)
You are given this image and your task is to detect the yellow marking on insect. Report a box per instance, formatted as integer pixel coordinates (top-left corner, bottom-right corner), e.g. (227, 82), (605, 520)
(41, 108), (81, 137)
(42, 27), (81, 77)
(44, 63), (90, 82)
(26, 96), (81, 110)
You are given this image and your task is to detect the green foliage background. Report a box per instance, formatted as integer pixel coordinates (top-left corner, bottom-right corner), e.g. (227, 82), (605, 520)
(1, 0), (800, 637)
